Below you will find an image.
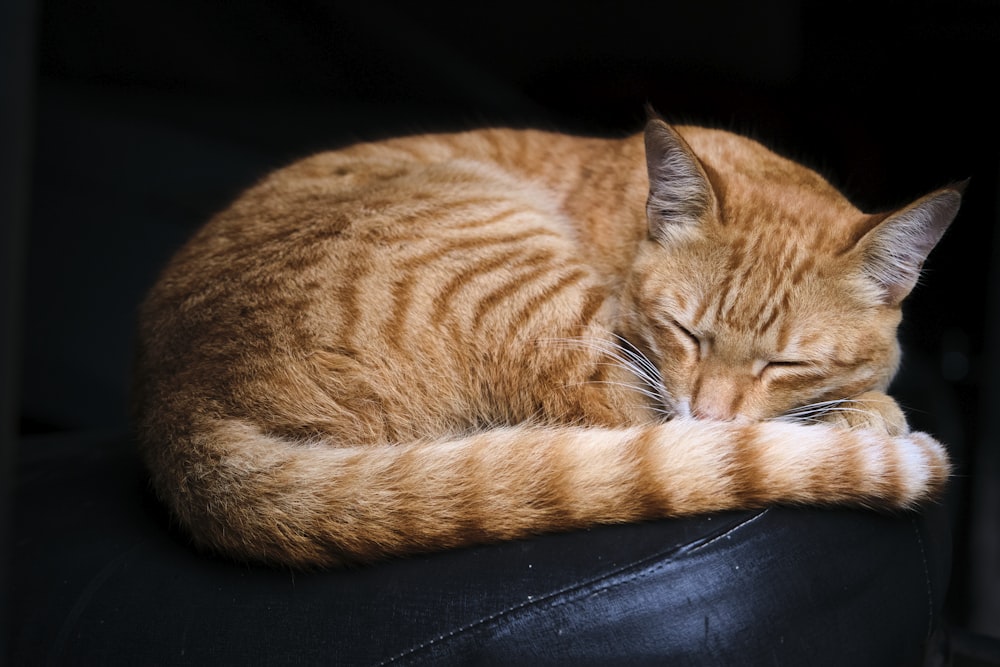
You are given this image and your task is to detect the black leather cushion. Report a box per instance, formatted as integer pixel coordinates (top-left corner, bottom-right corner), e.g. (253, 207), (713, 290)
(11, 431), (949, 666)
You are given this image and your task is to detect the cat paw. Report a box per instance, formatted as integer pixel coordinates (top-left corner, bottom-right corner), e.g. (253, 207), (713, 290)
(907, 431), (952, 501)
(824, 391), (910, 436)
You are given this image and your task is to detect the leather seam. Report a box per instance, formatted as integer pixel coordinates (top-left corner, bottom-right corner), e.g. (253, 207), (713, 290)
(910, 514), (934, 639)
(377, 509), (770, 665)
(543, 508), (771, 610)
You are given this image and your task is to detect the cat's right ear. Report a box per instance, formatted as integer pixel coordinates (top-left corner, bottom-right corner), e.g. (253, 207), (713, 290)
(855, 181), (966, 306)
(644, 119), (717, 244)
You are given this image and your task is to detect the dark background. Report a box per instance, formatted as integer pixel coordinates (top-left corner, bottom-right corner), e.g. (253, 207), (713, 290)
(3, 0), (998, 653)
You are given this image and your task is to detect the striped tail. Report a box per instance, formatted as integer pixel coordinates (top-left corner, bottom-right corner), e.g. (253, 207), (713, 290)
(153, 418), (950, 567)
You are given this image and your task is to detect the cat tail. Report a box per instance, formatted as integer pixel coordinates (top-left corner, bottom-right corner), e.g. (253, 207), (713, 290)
(151, 418), (950, 567)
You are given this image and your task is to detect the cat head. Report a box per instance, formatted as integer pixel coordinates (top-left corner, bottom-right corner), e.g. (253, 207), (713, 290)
(620, 118), (964, 422)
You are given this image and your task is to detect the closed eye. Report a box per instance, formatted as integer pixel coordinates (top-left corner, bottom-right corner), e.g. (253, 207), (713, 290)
(753, 359), (809, 376)
(665, 319), (710, 361)
(671, 319), (700, 346)
(757, 359), (824, 379)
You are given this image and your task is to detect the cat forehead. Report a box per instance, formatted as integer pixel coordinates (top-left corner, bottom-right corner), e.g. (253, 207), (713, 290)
(715, 188), (863, 246)
(661, 281), (852, 359)
(647, 244), (859, 342)
(663, 227), (840, 287)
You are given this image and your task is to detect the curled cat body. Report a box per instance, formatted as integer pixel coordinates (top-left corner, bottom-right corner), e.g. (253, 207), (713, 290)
(133, 115), (962, 567)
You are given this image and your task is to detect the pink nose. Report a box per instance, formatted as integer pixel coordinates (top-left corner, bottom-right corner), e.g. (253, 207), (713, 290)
(691, 400), (736, 421)
(690, 372), (743, 421)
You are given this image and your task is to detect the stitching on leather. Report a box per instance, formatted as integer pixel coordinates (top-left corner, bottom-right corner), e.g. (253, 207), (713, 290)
(375, 546), (677, 666)
(686, 508), (770, 553)
(377, 509), (770, 665)
(911, 515), (934, 639)
(543, 508), (771, 611)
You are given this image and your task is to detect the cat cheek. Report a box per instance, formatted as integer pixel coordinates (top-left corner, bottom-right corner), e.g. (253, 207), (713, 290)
(731, 388), (776, 422)
(743, 376), (804, 420)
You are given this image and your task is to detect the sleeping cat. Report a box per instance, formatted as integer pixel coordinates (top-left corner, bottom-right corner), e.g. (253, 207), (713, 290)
(133, 115), (962, 567)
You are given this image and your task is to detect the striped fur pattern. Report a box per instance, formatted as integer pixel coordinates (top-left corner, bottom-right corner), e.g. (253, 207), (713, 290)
(133, 118), (962, 567)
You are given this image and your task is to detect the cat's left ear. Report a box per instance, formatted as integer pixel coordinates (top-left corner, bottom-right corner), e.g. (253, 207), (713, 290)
(644, 118), (718, 244)
(856, 181), (967, 305)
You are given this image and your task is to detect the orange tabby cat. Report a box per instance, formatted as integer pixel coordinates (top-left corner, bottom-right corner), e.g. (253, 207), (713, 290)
(133, 116), (962, 567)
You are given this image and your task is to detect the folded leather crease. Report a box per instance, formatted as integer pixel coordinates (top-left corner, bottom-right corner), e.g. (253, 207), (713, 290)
(382, 510), (773, 665)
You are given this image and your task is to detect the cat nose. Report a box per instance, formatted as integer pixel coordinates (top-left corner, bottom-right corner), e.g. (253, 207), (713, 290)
(690, 387), (739, 421)
(692, 403), (737, 421)
(690, 372), (742, 421)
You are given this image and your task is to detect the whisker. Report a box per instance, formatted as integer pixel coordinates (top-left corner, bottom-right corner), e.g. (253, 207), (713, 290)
(611, 334), (663, 380)
(583, 379), (671, 406)
(541, 335), (675, 414)
(777, 396), (893, 425)
(774, 414), (829, 426)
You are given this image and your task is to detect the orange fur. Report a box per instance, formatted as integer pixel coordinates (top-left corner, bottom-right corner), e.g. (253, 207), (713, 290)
(133, 117), (961, 567)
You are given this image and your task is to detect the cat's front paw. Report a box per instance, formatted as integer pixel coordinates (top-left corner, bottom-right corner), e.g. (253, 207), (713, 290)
(824, 391), (909, 436)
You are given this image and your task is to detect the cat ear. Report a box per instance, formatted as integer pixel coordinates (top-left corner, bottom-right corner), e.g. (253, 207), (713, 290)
(644, 118), (718, 244)
(856, 181), (966, 305)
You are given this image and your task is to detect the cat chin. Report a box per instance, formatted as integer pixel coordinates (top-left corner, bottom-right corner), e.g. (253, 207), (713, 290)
(671, 398), (692, 419)
(670, 399), (755, 424)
